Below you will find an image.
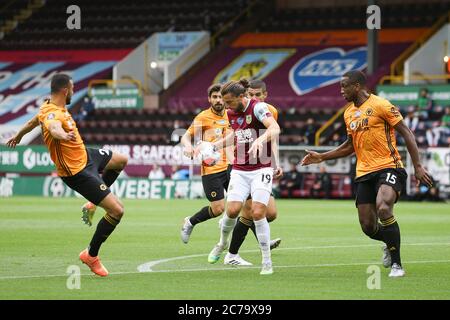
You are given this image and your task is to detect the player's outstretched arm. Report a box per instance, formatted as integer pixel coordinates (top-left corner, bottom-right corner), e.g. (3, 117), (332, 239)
(48, 121), (76, 141)
(301, 136), (354, 166)
(395, 120), (433, 187)
(5, 115), (39, 148)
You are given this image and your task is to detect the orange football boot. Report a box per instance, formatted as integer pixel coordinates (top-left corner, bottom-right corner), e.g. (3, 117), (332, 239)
(79, 249), (109, 277)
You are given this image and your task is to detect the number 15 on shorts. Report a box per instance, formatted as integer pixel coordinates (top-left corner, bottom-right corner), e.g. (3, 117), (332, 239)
(386, 172), (397, 184)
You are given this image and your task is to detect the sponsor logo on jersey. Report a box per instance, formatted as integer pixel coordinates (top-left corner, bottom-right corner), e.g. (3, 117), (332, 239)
(215, 119), (227, 125)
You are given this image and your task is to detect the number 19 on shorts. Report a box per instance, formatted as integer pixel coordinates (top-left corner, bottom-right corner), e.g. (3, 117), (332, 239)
(262, 173), (272, 184)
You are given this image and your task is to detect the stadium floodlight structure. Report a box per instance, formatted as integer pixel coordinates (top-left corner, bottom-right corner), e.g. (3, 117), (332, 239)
(113, 31), (210, 95)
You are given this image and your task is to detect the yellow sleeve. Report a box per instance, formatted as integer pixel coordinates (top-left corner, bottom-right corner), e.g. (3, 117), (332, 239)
(41, 110), (64, 131)
(267, 105), (278, 121)
(379, 101), (403, 127)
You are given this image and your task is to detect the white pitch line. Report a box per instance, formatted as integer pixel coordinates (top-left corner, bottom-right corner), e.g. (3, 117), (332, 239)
(2, 259), (450, 280)
(1, 242), (449, 280)
(139, 259), (450, 274)
(137, 242), (450, 272)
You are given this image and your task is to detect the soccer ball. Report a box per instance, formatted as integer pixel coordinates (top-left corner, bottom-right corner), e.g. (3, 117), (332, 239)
(198, 141), (221, 166)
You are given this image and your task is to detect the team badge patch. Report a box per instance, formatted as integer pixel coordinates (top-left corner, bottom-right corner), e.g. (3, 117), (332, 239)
(211, 191), (217, 198)
(100, 184), (107, 191)
(47, 113), (55, 120)
(365, 108), (373, 116)
(289, 47), (367, 95)
(246, 115), (252, 124)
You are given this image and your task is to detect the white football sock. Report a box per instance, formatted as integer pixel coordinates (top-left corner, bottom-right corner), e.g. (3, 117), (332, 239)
(219, 214), (236, 247)
(254, 217), (271, 263)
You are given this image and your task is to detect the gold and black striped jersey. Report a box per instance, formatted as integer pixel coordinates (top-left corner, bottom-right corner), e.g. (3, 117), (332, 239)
(344, 94), (404, 178)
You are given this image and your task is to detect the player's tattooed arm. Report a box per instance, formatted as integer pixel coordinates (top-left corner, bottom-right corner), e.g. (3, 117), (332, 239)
(301, 136), (354, 165)
(6, 114), (39, 148)
(48, 121), (76, 141)
(395, 120), (433, 187)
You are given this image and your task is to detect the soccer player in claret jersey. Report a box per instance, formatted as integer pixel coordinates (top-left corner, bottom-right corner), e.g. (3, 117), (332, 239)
(200, 79), (281, 275)
(224, 79), (282, 266)
(179, 84), (232, 243)
(301, 70), (433, 277)
(6, 74), (128, 277)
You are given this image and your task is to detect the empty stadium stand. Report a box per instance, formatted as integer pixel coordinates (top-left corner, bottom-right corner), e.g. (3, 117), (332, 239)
(258, 2), (449, 32)
(0, 0), (251, 50)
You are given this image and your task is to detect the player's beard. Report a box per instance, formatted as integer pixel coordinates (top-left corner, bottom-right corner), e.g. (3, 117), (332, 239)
(212, 103), (224, 113)
(66, 94), (72, 105)
(236, 102), (245, 112)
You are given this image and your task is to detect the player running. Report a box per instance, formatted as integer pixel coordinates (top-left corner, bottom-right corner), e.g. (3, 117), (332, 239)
(6, 73), (128, 277)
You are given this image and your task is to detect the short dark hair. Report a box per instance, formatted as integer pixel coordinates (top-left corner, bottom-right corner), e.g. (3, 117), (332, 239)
(51, 73), (72, 94)
(249, 79), (266, 91)
(207, 84), (222, 97)
(221, 78), (250, 97)
(342, 70), (366, 86)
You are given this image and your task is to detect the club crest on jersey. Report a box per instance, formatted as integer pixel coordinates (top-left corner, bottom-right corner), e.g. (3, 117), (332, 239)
(289, 47), (367, 95)
(237, 117), (244, 126)
(246, 115), (252, 124)
(365, 108), (373, 116)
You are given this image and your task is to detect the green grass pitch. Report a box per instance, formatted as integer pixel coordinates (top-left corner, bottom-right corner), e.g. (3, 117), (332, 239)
(0, 197), (449, 300)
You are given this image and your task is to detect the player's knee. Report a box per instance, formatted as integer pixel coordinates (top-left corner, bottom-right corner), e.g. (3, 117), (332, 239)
(241, 205), (252, 219)
(251, 206), (266, 221)
(266, 206), (277, 222)
(359, 220), (376, 236)
(210, 203), (225, 216)
(376, 202), (391, 219)
(117, 154), (128, 170)
(266, 212), (277, 222)
(226, 204), (241, 218)
(108, 202), (124, 220)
